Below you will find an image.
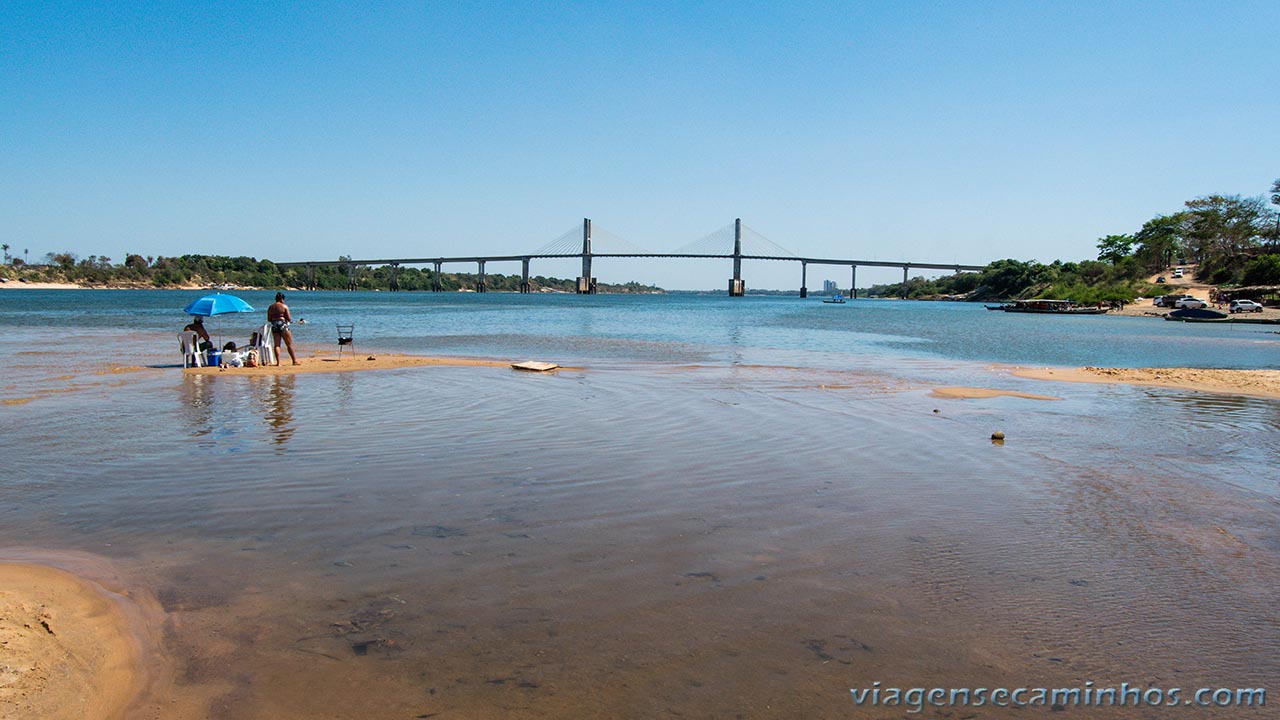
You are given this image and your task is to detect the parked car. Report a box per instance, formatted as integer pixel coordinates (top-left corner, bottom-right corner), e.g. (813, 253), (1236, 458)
(1172, 269), (1184, 278)
(1175, 297), (1208, 309)
(1156, 276), (1166, 283)
(1229, 299), (1264, 313)
(1154, 294), (1192, 307)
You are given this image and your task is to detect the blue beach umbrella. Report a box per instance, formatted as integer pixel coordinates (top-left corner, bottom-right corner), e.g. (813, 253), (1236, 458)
(183, 293), (255, 317)
(182, 293), (256, 350)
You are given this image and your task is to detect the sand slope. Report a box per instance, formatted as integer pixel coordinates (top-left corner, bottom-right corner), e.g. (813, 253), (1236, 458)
(0, 559), (158, 720)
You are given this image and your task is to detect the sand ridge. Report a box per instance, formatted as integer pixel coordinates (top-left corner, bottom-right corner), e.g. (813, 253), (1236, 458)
(0, 553), (167, 720)
(1012, 366), (1280, 399)
(930, 386), (1061, 401)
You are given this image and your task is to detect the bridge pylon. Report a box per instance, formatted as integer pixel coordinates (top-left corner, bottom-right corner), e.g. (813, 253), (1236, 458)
(728, 218), (745, 297)
(577, 218), (596, 294)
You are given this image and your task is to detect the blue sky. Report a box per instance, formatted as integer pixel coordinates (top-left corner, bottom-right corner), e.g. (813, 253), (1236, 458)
(3, 1), (1277, 289)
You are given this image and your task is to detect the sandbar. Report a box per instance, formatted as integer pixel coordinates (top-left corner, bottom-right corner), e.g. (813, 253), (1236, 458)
(0, 559), (155, 719)
(183, 353), (576, 376)
(930, 386), (1061, 401)
(1012, 366), (1280, 399)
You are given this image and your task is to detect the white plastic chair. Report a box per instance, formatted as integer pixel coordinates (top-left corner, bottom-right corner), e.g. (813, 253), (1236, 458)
(249, 323), (276, 366)
(179, 333), (205, 368)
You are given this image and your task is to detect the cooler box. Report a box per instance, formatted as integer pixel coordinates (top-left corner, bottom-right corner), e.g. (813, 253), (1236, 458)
(206, 350), (222, 366)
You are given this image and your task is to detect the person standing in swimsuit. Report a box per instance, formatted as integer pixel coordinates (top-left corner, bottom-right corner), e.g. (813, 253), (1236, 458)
(267, 292), (300, 366)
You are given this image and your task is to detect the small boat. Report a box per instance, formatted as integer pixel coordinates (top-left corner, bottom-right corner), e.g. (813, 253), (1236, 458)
(1165, 308), (1229, 322)
(822, 294), (846, 304)
(996, 299), (1109, 315)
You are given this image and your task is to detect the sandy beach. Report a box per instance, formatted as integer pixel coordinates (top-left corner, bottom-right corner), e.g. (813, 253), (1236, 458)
(0, 281), (84, 290)
(0, 556), (162, 720)
(1012, 365), (1280, 399)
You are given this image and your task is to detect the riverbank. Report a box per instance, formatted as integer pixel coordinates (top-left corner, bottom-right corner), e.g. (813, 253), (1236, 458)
(1011, 365), (1280, 399)
(0, 281), (211, 291)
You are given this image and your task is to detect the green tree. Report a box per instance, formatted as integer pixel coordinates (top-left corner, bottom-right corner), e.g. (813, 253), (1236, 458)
(45, 251), (78, 270)
(1096, 234), (1134, 264)
(1132, 213), (1184, 272)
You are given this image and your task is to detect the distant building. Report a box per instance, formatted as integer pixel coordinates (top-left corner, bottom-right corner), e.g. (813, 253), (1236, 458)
(823, 279), (837, 294)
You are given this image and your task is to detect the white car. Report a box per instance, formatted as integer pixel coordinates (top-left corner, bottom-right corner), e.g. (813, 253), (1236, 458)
(1229, 299), (1263, 313)
(1174, 297), (1207, 309)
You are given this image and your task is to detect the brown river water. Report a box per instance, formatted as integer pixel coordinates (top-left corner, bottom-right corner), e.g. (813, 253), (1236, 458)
(2, 326), (1278, 719)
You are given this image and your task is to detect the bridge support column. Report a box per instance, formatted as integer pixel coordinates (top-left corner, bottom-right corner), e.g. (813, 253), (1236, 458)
(348, 264), (357, 291)
(306, 265), (316, 291)
(432, 261), (443, 292)
(728, 217), (745, 296)
(389, 262), (400, 292)
(850, 265), (857, 299)
(477, 260), (486, 293)
(800, 261), (808, 298)
(901, 266), (909, 298)
(521, 258), (531, 293)
(577, 218), (596, 294)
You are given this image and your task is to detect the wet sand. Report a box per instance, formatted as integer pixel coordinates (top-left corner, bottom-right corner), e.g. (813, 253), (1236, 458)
(0, 555), (163, 719)
(1012, 365), (1280, 399)
(183, 352), (576, 376)
(930, 386), (1061, 401)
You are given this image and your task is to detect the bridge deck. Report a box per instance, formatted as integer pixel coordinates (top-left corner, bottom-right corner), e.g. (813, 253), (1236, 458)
(275, 253), (985, 273)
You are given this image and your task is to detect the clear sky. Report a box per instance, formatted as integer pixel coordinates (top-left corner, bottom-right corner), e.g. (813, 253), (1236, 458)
(3, 1), (1277, 289)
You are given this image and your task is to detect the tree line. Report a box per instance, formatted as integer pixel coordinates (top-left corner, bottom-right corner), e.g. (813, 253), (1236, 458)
(0, 251), (662, 294)
(869, 178), (1280, 302)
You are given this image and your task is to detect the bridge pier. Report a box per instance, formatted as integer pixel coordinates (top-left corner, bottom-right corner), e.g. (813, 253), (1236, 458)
(306, 265), (316, 291)
(800, 261), (808, 298)
(433, 261), (443, 292)
(389, 262), (400, 292)
(477, 260), (486, 293)
(577, 218), (596, 294)
(901, 265), (909, 298)
(850, 264), (857, 299)
(728, 217), (745, 296)
(347, 264), (357, 291)
(520, 258), (531, 293)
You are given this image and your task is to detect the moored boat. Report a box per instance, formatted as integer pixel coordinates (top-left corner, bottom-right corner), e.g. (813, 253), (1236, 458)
(996, 299), (1109, 315)
(1165, 308), (1229, 322)
(822, 294), (846, 304)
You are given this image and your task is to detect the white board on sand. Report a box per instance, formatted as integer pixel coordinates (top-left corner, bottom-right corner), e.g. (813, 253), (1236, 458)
(511, 361), (559, 372)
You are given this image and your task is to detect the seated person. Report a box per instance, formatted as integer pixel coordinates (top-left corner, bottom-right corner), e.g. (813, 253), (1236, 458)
(223, 341), (238, 352)
(183, 316), (212, 350)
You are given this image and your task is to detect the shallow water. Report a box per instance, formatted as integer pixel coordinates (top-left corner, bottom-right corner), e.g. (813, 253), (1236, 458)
(1, 291), (1278, 718)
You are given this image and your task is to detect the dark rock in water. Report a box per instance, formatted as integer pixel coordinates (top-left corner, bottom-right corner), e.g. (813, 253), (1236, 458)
(412, 525), (466, 538)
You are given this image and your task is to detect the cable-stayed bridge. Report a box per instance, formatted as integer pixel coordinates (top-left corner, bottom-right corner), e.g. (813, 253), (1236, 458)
(275, 219), (986, 297)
